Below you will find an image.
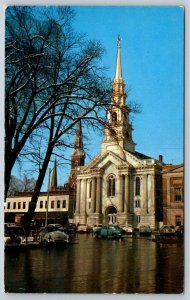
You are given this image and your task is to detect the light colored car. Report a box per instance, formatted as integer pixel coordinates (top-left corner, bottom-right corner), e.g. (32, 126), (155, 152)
(4, 223), (26, 247)
(159, 225), (176, 235)
(38, 224), (69, 246)
(76, 224), (92, 233)
(122, 225), (134, 234)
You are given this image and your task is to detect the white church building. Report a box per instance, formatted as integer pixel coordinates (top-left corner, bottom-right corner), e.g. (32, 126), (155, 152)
(74, 37), (163, 230)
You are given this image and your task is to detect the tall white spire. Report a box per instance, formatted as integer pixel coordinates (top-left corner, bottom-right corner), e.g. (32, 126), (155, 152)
(114, 35), (122, 81)
(102, 35), (136, 154)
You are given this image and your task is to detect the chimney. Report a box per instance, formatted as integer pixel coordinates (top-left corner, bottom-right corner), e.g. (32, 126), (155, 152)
(158, 155), (163, 164)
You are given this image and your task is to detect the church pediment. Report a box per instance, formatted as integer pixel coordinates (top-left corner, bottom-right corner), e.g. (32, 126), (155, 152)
(83, 151), (132, 172)
(124, 150), (150, 167)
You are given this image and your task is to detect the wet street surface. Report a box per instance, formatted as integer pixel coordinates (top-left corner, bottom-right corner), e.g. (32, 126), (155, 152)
(4, 234), (184, 294)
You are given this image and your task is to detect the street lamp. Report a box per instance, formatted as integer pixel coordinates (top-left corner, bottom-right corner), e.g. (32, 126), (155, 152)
(45, 168), (52, 227)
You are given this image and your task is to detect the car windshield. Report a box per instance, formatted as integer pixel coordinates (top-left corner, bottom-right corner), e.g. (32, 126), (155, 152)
(46, 226), (63, 233)
(109, 225), (120, 229)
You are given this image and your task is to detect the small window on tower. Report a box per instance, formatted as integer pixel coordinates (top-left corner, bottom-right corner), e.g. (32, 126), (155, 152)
(112, 112), (117, 123)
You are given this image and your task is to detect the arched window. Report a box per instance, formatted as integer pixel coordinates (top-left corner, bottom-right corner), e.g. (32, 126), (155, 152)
(63, 200), (66, 208)
(107, 175), (116, 196)
(135, 177), (140, 196)
(112, 112), (117, 123)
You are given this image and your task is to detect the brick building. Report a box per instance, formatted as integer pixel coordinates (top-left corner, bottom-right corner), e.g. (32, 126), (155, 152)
(162, 164), (184, 226)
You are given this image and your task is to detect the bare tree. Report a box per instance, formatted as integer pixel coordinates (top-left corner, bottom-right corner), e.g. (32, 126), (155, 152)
(5, 7), (142, 232)
(5, 6), (111, 199)
(8, 174), (36, 196)
(5, 6), (113, 231)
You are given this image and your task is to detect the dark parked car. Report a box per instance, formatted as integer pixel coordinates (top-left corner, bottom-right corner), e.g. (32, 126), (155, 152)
(139, 225), (152, 236)
(4, 223), (26, 247)
(93, 225), (125, 239)
(65, 223), (77, 234)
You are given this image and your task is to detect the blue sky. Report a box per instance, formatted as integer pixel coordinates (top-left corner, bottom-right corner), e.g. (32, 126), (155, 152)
(73, 6), (184, 161)
(12, 6), (184, 190)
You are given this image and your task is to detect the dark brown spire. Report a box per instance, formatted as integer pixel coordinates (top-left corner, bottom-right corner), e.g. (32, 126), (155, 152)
(50, 159), (57, 191)
(69, 121), (85, 187)
(74, 120), (83, 150)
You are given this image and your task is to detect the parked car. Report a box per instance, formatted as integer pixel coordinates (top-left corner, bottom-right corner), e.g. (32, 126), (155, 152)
(159, 225), (176, 235)
(4, 223), (26, 247)
(38, 224), (69, 246)
(76, 224), (92, 233)
(92, 224), (103, 232)
(139, 225), (152, 236)
(65, 223), (77, 234)
(122, 225), (134, 234)
(93, 225), (125, 239)
(175, 225), (184, 237)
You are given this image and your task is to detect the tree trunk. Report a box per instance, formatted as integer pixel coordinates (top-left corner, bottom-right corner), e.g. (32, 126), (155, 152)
(22, 144), (53, 235)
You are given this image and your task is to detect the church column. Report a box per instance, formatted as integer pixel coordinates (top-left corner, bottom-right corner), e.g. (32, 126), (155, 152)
(143, 175), (148, 212)
(96, 177), (102, 213)
(125, 174), (130, 213)
(81, 179), (87, 213)
(118, 175), (124, 212)
(151, 174), (155, 210)
(76, 179), (81, 213)
(91, 177), (96, 213)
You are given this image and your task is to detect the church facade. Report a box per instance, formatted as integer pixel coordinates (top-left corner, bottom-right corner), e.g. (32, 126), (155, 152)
(74, 37), (163, 230)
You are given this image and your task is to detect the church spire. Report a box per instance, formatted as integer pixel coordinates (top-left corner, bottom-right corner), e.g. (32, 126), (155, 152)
(114, 35), (122, 81)
(112, 35), (126, 105)
(102, 36), (136, 154)
(74, 120), (83, 150)
(69, 120), (85, 187)
(50, 158), (57, 191)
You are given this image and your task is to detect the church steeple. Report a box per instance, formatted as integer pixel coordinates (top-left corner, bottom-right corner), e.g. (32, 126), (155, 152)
(50, 158), (57, 191)
(112, 35), (126, 106)
(102, 36), (136, 154)
(74, 120), (83, 150)
(115, 35), (122, 81)
(71, 121), (85, 169)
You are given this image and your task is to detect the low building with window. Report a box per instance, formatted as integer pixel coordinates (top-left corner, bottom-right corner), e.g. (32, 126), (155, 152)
(5, 121), (85, 228)
(162, 164), (184, 226)
(5, 189), (73, 228)
(74, 38), (163, 229)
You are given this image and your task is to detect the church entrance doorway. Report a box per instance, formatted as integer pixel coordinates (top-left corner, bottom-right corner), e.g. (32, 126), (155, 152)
(106, 206), (117, 225)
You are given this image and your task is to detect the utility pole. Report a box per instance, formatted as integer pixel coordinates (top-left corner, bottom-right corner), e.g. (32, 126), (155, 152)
(45, 168), (51, 227)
